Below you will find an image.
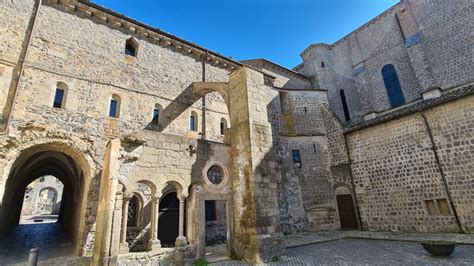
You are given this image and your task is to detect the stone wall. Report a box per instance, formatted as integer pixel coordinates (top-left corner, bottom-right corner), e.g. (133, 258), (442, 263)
(297, 0), (473, 123)
(344, 93), (474, 232)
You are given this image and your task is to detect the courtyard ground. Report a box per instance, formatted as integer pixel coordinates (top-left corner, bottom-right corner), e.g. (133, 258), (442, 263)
(217, 238), (474, 265)
(1, 228), (473, 265)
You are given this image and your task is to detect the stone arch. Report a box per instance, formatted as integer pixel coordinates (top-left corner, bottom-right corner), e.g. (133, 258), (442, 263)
(0, 138), (96, 255)
(334, 185), (352, 196)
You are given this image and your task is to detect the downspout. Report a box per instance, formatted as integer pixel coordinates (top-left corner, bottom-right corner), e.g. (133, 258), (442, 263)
(421, 114), (464, 233)
(201, 52), (207, 139)
(0, 0), (41, 135)
(343, 133), (364, 230)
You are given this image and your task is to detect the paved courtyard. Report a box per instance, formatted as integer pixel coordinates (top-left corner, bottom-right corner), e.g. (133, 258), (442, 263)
(217, 239), (474, 265)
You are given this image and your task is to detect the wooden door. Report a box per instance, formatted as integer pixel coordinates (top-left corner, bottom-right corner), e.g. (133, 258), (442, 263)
(336, 194), (358, 230)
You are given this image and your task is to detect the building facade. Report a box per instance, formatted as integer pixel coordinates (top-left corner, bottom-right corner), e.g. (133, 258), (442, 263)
(0, 0), (472, 264)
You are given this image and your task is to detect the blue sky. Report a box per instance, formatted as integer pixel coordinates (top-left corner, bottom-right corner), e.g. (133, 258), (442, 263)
(93, 0), (399, 68)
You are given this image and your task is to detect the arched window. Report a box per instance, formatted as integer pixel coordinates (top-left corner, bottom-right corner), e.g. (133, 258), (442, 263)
(125, 37), (138, 57)
(127, 195), (139, 227)
(109, 94), (121, 118)
(189, 111), (198, 131)
(220, 118), (228, 135)
(381, 64), (405, 108)
(53, 82), (68, 109)
(340, 90), (350, 121)
(152, 104), (162, 125)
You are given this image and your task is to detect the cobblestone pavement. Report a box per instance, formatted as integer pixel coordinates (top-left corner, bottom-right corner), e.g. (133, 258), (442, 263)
(0, 223), (75, 265)
(284, 230), (474, 248)
(216, 239), (474, 265)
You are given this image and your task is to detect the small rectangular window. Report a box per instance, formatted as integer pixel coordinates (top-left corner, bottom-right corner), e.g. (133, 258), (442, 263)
(109, 99), (118, 117)
(205, 201), (216, 221)
(292, 150), (302, 168)
(53, 88), (64, 108)
(152, 108), (160, 125)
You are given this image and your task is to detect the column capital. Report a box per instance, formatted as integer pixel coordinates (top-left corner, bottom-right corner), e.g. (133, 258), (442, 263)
(152, 192), (162, 201)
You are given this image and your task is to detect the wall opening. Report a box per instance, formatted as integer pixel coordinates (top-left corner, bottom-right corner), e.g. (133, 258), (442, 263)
(340, 90), (351, 121)
(381, 64), (405, 108)
(20, 176), (63, 225)
(204, 200), (229, 262)
(0, 147), (87, 263)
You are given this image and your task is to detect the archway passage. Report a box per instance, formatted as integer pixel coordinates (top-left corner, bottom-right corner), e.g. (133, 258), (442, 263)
(336, 194), (358, 230)
(158, 192), (184, 247)
(0, 149), (86, 263)
(20, 175), (64, 224)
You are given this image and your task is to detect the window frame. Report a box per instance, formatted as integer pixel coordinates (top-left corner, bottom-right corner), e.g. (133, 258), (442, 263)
(109, 94), (121, 118)
(292, 150), (302, 168)
(381, 64), (406, 108)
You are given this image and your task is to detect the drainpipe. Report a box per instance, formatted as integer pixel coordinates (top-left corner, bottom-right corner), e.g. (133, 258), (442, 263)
(343, 133), (364, 230)
(421, 114), (464, 233)
(0, 0), (41, 135)
(201, 52), (207, 140)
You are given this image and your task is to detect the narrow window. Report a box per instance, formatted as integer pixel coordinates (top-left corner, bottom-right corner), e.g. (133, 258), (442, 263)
(220, 118), (227, 135)
(321, 61), (325, 68)
(292, 150), (302, 168)
(381, 64), (405, 107)
(109, 94), (120, 118)
(340, 90), (351, 121)
(127, 195), (139, 227)
(189, 111), (198, 131)
(53, 82), (68, 108)
(125, 37), (138, 57)
(205, 200), (217, 221)
(152, 104), (162, 125)
(53, 88), (64, 108)
(313, 143), (317, 153)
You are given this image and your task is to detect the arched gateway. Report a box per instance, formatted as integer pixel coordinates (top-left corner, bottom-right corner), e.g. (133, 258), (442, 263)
(0, 142), (93, 262)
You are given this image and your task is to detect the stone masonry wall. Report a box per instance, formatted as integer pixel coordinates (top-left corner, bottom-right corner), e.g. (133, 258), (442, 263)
(298, 0), (473, 123)
(346, 95), (474, 232)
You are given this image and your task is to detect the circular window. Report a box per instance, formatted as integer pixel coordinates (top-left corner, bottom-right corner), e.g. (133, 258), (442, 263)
(207, 165), (223, 185)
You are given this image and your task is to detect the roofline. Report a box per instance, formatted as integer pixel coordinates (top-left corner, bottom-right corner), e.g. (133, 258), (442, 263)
(44, 0), (275, 80)
(345, 82), (474, 133)
(300, 1), (402, 57)
(242, 58), (312, 82)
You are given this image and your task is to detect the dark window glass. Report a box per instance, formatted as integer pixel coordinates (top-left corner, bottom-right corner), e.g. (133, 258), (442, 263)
(53, 88), (64, 108)
(125, 40), (136, 57)
(292, 150), (302, 168)
(220, 121), (225, 135)
(189, 114), (196, 131)
(321, 61), (325, 68)
(205, 201), (216, 221)
(381, 64), (405, 107)
(127, 196), (139, 227)
(207, 165), (223, 185)
(153, 108), (160, 125)
(340, 90), (351, 121)
(109, 99), (118, 117)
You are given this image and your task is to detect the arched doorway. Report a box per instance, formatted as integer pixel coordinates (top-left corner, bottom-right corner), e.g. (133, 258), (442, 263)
(335, 187), (358, 230)
(158, 192), (183, 247)
(20, 176), (63, 224)
(0, 148), (87, 263)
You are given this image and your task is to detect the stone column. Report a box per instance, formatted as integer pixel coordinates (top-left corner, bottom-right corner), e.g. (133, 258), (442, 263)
(175, 192), (188, 247)
(118, 193), (131, 254)
(147, 193), (161, 250)
(92, 139), (122, 266)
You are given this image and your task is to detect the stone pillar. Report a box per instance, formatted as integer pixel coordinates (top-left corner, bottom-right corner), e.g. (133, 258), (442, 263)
(92, 139), (122, 266)
(175, 192), (188, 247)
(147, 193), (161, 251)
(193, 67), (285, 263)
(118, 193), (131, 254)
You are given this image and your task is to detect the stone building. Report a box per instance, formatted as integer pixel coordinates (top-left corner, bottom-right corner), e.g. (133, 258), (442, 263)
(0, 0), (472, 264)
